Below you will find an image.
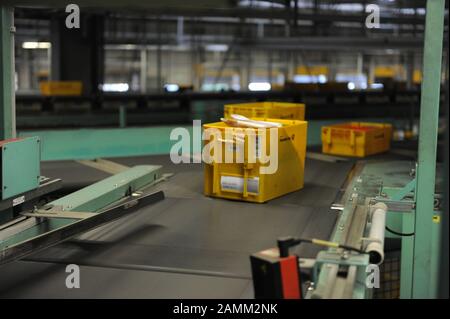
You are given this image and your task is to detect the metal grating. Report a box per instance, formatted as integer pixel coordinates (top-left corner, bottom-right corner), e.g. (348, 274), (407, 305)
(374, 250), (401, 299)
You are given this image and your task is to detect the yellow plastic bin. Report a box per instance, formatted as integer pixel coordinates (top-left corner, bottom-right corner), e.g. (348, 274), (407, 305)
(203, 118), (308, 203)
(39, 81), (83, 96)
(224, 102), (305, 120)
(321, 122), (392, 157)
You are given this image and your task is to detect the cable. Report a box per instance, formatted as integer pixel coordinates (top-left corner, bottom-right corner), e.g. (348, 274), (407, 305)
(385, 226), (415, 237)
(277, 236), (365, 257)
(309, 238), (365, 254)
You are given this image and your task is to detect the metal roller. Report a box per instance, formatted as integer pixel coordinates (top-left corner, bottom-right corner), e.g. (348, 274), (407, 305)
(366, 202), (388, 265)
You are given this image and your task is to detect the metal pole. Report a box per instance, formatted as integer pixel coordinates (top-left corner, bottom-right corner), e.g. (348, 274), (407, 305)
(413, 0), (445, 299)
(119, 105), (127, 128)
(140, 49), (147, 93)
(156, 17), (162, 92)
(440, 49), (449, 299)
(0, 6), (16, 140)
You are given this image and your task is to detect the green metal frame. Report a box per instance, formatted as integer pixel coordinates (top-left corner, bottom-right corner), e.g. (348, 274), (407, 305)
(0, 6), (15, 140)
(412, 0), (445, 299)
(308, 163), (374, 299)
(17, 118), (402, 161)
(310, 157), (443, 299)
(1, 137), (40, 200)
(50, 165), (161, 211)
(19, 126), (189, 161)
(0, 164), (162, 263)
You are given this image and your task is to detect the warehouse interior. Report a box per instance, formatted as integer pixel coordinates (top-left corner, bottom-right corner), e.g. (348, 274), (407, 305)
(0, 0), (448, 299)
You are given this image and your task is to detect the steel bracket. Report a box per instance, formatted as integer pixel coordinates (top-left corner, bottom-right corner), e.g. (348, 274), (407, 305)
(313, 251), (369, 283)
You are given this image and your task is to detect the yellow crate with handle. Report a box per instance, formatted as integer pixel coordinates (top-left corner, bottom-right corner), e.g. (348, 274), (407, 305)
(39, 81), (83, 96)
(203, 118), (307, 203)
(224, 102), (305, 121)
(321, 122), (392, 157)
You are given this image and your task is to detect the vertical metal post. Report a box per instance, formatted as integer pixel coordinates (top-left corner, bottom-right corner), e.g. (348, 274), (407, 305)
(119, 105), (127, 128)
(176, 16), (184, 45)
(356, 53), (363, 77)
(440, 50), (449, 299)
(140, 49), (147, 93)
(268, 51), (273, 85)
(0, 6), (16, 140)
(413, 0), (445, 299)
(156, 18), (162, 92)
(246, 49), (252, 90)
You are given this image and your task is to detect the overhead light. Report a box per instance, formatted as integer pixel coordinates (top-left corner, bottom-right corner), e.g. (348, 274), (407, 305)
(318, 75), (327, 84)
(248, 82), (271, 91)
(238, 0), (284, 9)
(205, 44), (229, 52)
(370, 83), (384, 90)
(100, 83), (129, 92)
(124, 44), (137, 50)
(22, 42), (51, 49)
(164, 84), (180, 93)
(293, 75), (327, 84)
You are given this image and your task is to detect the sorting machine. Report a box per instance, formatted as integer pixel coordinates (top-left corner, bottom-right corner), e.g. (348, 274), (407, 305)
(0, 136), (165, 265)
(251, 160), (444, 298)
(0, 0), (446, 299)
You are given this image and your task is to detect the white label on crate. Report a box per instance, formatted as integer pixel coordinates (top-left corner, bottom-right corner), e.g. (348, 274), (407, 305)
(220, 176), (259, 194)
(12, 195), (25, 207)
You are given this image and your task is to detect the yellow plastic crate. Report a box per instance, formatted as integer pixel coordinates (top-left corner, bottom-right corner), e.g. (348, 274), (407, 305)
(39, 81), (83, 96)
(224, 102), (305, 121)
(321, 122), (392, 157)
(203, 118), (308, 203)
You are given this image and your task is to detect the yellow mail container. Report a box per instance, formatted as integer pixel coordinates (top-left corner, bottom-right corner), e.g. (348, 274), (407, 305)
(39, 81), (83, 96)
(203, 118), (307, 203)
(224, 102), (305, 121)
(321, 122), (392, 157)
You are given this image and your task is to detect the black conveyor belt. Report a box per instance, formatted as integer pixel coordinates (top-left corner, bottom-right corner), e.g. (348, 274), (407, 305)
(0, 155), (354, 298)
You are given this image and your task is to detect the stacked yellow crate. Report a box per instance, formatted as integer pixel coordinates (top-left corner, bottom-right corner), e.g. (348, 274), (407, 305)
(224, 102), (305, 121)
(39, 81), (83, 96)
(321, 122), (392, 157)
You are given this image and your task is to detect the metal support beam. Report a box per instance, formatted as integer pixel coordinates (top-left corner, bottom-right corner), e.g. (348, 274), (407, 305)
(0, 6), (16, 140)
(0, 165), (163, 265)
(140, 49), (147, 93)
(413, 0), (445, 299)
(50, 165), (161, 212)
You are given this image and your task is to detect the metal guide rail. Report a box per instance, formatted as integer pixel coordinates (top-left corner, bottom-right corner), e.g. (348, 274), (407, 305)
(306, 160), (443, 299)
(0, 165), (164, 265)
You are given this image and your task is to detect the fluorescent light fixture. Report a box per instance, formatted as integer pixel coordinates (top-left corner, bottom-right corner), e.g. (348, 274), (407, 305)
(205, 44), (229, 52)
(164, 84), (180, 92)
(318, 75), (327, 84)
(22, 41), (51, 49)
(231, 83), (241, 91)
(239, 0), (284, 8)
(347, 82), (356, 90)
(248, 82), (271, 91)
(293, 75), (327, 84)
(370, 83), (384, 90)
(101, 83), (129, 92)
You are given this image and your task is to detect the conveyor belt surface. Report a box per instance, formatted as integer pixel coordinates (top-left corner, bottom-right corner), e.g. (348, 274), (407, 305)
(0, 155), (354, 298)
